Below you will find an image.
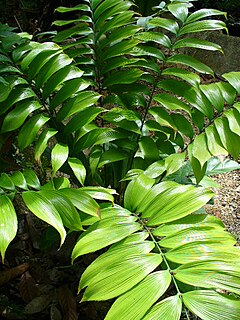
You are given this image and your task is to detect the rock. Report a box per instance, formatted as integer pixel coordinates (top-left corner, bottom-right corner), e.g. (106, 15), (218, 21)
(183, 31), (240, 75)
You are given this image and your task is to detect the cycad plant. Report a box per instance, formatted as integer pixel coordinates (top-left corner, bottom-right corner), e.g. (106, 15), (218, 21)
(0, 0), (240, 319)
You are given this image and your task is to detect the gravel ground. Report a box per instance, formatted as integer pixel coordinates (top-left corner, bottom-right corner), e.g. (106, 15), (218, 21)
(205, 170), (240, 243)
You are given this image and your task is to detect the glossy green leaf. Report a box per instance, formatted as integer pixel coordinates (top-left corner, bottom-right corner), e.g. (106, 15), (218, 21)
(50, 78), (90, 110)
(183, 290), (240, 320)
(63, 107), (103, 135)
(188, 144), (207, 183)
(105, 270), (171, 320)
(98, 149), (129, 168)
(168, 3), (188, 22)
(55, 4), (90, 13)
(149, 17), (179, 34)
(216, 82), (236, 105)
(201, 83), (224, 112)
(159, 226), (236, 249)
(205, 126), (228, 157)
(57, 91), (101, 121)
(81, 253), (162, 301)
(171, 113), (194, 138)
(10, 171), (28, 190)
(192, 133), (212, 168)
(168, 54), (214, 75)
(1, 100), (42, 133)
(153, 93), (191, 114)
(166, 241), (240, 264)
(173, 38), (223, 52)
(124, 173), (155, 212)
(71, 214), (141, 261)
(145, 185), (213, 225)
(0, 195), (18, 262)
(51, 143), (69, 177)
(103, 69), (144, 87)
(131, 45), (165, 61)
(23, 169), (41, 190)
(80, 186), (116, 203)
(18, 114), (50, 150)
(34, 128), (58, 162)
(179, 20), (227, 35)
(215, 118), (240, 159)
(206, 157), (240, 175)
(165, 152), (185, 176)
(175, 260), (240, 294)
(142, 295), (182, 320)
(186, 8), (227, 23)
(39, 190), (82, 231)
(162, 67), (200, 86)
(154, 214), (224, 237)
(22, 191), (66, 246)
(42, 66), (84, 100)
(136, 32), (171, 48)
(144, 161), (166, 179)
(58, 188), (100, 217)
(68, 158), (86, 186)
(0, 86), (36, 115)
(225, 108), (240, 136)
(80, 241), (155, 290)
(0, 173), (15, 191)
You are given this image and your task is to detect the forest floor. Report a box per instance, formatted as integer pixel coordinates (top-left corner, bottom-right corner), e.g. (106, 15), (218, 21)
(205, 170), (240, 243)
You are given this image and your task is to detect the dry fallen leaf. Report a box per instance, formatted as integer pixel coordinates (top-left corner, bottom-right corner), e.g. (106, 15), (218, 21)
(0, 263), (29, 286)
(19, 271), (40, 303)
(58, 286), (78, 320)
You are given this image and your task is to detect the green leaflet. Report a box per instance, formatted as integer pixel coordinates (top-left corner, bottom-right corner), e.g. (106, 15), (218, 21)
(71, 214), (141, 261)
(183, 290), (240, 320)
(215, 118), (240, 159)
(18, 114), (50, 150)
(135, 32), (171, 48)
(173, 38), (223, 52)
(168, 3), (188, 22)
(142, 184), (213, 225)
(1, 100), (42, 133)
(39, 190), (82, 231)
(68, 158), (86, 186)
(0, 173), (15, 191)
(149, 17), (179, 34)
(0, 195), (18, 262)
(34, 128), (58, 162)
(124, 173), (155, 212)
(80, 241), (155, 289)
(81, 254), (162, 301)
(159, 226), (236, 249)
(166, 241), (240, 264)
(186, 9), (227, 23)
(165, 152), (186, 176)
(179, 20), (227, 35)
(175, 260), (240, 295)
(58, 188), (100, 217)
(10, 171), (28, 190)
(167, 54), (214, 75)
(105, 271), (171, 320)
(22, 191), (66, 246)
(162, 67), (200, 86)
(51, 143), (69, 177)
(205, 126), (228, 157)
(192, 133), (212, 168)
(23, 169), (41, 190)
(142, 295), (182, 320)
(154, 214), (224, 237)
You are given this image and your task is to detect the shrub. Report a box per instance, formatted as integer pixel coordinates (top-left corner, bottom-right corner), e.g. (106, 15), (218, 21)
(0, 1), (240, 319)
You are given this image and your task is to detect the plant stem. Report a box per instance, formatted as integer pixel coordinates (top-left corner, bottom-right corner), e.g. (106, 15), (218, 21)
(137, 216), (182, 296)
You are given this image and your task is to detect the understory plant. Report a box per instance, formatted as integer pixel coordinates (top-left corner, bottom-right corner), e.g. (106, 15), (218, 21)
(0, 0), (240, 319)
